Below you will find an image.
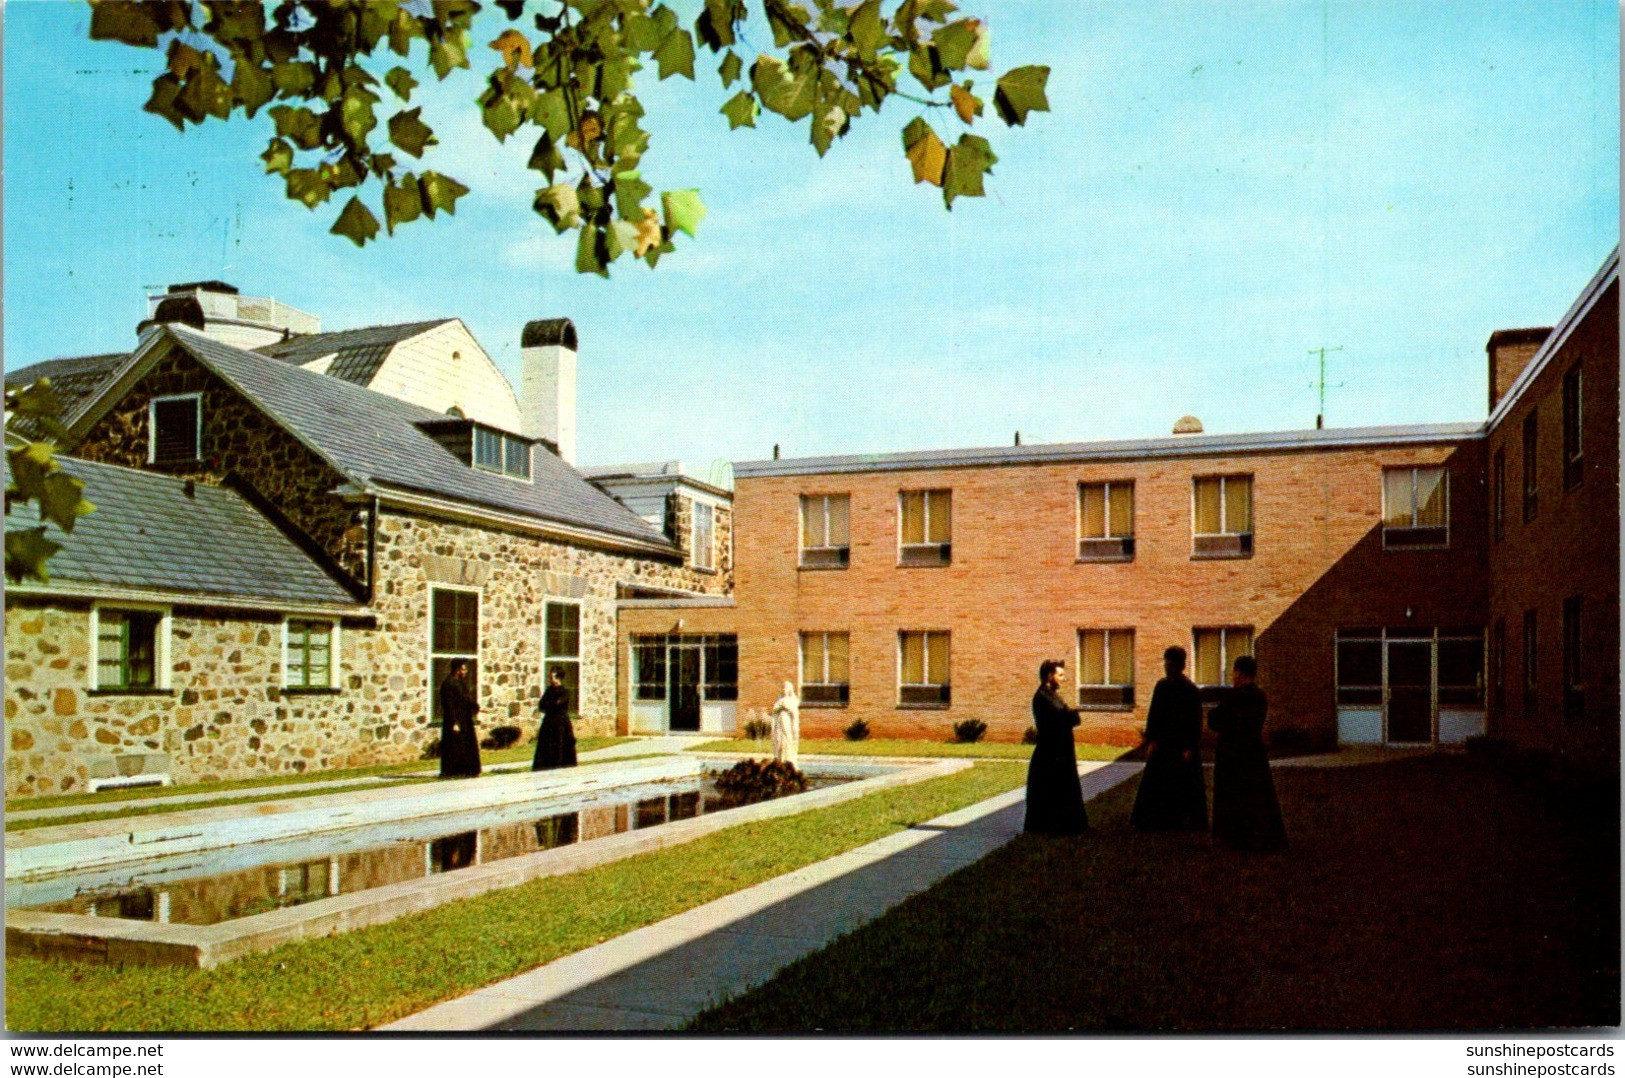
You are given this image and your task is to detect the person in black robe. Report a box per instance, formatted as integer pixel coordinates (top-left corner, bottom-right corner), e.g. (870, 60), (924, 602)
(1208, 654), (1287, 851)
(438, 659), (482, 778)
(1024, 659), (1090, 834)
(1131, 645), (1208, 831)
(532, 668), (578, 770)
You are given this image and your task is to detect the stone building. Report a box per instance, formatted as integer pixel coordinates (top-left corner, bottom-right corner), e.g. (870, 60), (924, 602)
(5, 291), (735, 797)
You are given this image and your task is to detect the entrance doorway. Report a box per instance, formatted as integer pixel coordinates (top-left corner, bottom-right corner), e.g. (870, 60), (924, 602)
(1335, 627), (1485, 745)
(669, 646), (701, 732)
(1385, 638), (1434, 743)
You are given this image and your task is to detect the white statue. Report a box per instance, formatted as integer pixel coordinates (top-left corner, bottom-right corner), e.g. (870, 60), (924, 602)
(769, 680), (801, 767)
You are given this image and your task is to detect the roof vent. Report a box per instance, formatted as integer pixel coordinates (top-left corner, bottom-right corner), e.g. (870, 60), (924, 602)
(521, 318), (578, 350)
(1172, 415), (1204, 435)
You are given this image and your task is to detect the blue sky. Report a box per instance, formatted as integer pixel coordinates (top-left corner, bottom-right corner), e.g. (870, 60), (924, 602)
(4, 0), (1617, 470)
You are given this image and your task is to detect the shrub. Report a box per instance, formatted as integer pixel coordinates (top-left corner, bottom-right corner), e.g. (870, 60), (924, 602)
(843, 718), (871, 742)
(420, 737), (441, 760)
(1021, 726), (1039, 745)
(711, 758), (809, 807)
(952, 719), (988, 744)
(742, 717), (771, 741)
(480, 725), (522, 751)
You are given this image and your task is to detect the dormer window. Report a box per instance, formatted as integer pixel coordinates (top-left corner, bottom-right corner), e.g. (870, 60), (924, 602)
(473, 426), (531, 480)
(148, 394), (201, 464)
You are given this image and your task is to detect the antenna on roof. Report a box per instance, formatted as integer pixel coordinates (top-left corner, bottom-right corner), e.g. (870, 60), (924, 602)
(1308, 344), (1344, 429)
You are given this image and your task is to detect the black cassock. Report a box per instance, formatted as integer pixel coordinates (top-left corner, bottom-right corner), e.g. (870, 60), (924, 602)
(438, 675), (483, 778)
(1130, 674), (1208, 831)
(1208, 682), (1287, 851)
(1024, 685), (1090, 834)
(532, 684), (578, 771)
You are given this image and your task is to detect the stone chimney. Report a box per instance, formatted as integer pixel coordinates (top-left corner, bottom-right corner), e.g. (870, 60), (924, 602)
(520, 318), (578, 463)
(1486, 327), (1551, 411)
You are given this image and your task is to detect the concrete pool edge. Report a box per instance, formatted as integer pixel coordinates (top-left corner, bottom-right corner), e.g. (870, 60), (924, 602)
(5, 757), (970, 969)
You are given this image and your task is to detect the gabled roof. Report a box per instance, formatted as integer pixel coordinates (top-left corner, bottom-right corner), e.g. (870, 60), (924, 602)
(255, 319), (452, 386)
(5, 353), (129, 441)
(70, 327), (677, 556)
(4, 455), (359, 609)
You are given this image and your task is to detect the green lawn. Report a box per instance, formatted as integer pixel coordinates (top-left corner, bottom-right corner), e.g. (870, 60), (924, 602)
(696, 737), (1129, 762)
(5, 761), (1026, 1032)
(3, 736), (635, 815)
(692, 755), (1620, 1032)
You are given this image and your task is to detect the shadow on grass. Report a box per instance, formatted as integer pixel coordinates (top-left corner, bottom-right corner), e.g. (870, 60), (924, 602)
(691, 754), (1620, 1033)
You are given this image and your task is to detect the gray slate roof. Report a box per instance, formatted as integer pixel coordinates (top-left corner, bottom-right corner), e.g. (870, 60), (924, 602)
(5, 354), (127, 440)
(161, 327), (675, 551)
(255, 319), (451, 386)
(5, 455), (359, 607)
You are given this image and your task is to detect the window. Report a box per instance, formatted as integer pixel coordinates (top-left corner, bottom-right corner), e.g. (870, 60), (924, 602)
(899, 490), (951, 566)
(800, 494), (850, 568)
(1382, 466), (1449, 549)
(1078, 482), (1134, 560)
(1490, 618), (1506, 719)
(1492, 448), (1506, 543)
(473, 426), (531, 480)
(94, 607), (167, 691)
(1562, 364), (1583, 490)
(284, 619), (338, 689)
(543, 601), (580, 709)
(1522, 608), (1538, 718)
(1077, 629), (1134, 708)
(1336, 630), (1383, 706)
(148, 394), (200, 464)
(800, 632), (850, 706)
(899, 630), (950, 705)
(633, 638), (666, 701)
(691, 500), (715, 571)
(1437, 631), (1485, 707)
(702, 635), (738, 700)
(1193, 626), (1253, 690)
(430, 587), (479, 721)
(1563, 596), (1583, 720)
(1521, 411), (1538, 523)
(1192, 475), (1253, 557)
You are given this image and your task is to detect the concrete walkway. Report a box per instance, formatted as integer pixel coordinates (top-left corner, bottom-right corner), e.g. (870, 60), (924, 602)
(382, 760), (1142, 1032)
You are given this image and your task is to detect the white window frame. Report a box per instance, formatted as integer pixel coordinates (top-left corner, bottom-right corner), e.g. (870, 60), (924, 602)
(1076, 628), (1135, 709)
(1381, 465), (1450, 550)
(898, 489), (952, 566)
(1191, 474), (1253, 557)
(691, 499), (716, 571)
(282, 617), (341, 689)
(898, 629), (951, 706)
(1191, 625), (1253, 690)
(799, 631), (850, 707)
(1077, 481), (1135, 560)
(542, 598), (582, 704)
(89, 603), (173, 691)
(428, 584), (481, 723)
(799, 493), (851, 568)
(147, 392), (202, 464)
(472, 426), (533, 482)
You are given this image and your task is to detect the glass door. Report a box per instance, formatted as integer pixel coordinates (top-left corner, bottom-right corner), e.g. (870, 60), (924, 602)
(668, 646), (702, 732)
(1385, 638), (1434, 743)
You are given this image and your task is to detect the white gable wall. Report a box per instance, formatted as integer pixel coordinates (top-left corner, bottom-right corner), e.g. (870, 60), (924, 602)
(367, 320), (523, 432)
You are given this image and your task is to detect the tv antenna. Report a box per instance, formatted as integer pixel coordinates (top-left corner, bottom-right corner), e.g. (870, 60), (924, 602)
(1308, 345), (1344, 429)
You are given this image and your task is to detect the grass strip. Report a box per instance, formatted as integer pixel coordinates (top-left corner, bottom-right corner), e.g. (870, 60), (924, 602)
(696, 738), (1128, 762)
(3, 737), (634, 814)
(692, 755), (1621, 1032)
(5, 761), (1026, 1033)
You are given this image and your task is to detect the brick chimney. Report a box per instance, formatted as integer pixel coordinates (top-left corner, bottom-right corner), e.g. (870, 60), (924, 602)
(520, 318), (578, 463)
(1487, 327), (1551, 411)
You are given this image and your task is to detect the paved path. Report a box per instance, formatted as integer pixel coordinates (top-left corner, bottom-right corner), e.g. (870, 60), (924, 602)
(382, 760), (1142, 1032)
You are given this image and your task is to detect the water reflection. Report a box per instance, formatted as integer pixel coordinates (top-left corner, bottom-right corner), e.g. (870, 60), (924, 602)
(30, 776), (829, 928)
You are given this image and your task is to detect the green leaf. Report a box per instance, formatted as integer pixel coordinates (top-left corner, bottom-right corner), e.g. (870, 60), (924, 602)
(285, 169), (333, 209)
(385, 66), (418, 101)
(993, 64), (1050, 127)
(531, 89), (571, 140)
(430, 35), (470, 79)
(175, 64), (235, 122)
(718, 50), (743, 88)
(143, 74), (186, 131)
(902, 117), (947, 185)
(605, 218), (640, 262)
(964, 18), (991, 70)
(6, 527), (62, 585)
(654, 28), (696, 80)
(383, 174), (423, 234)
(418, 171), (470, 218)
(261, 137), (294, 176)
(270, 60), (318, 96)
(597, 58), (636, 99)
(270, 105), (324, 150)
(720, 90), (757, 129)
(89, 1), (164, 47)
(932, 20), (977, 70)
(575, 221), (608, 277)
(766, 2), (811, 47)
(942, 132), (995, 206)
(39, 472), (93, 534)
(527, 133), (567, 179)
(661, 188), (706, 237)
(481, 95), (523, 142)
(340, 91), (378, 144)
(695, 0), (740, 50)
(908, 44), (949, 91)
(533, 183), (581, 233)
(371, 153), (398, 177)
(232, 61), (275, 118)
(330, 197), (381, 247)
(848, 0), (887, 60)
(810, 102), (848, 157)
(753, 54), (817, 121)
(9, 380), (65, 428)
(8, 442), (56, 505)
(613, 169), (653, 221)
(388, 108), (437, 157)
